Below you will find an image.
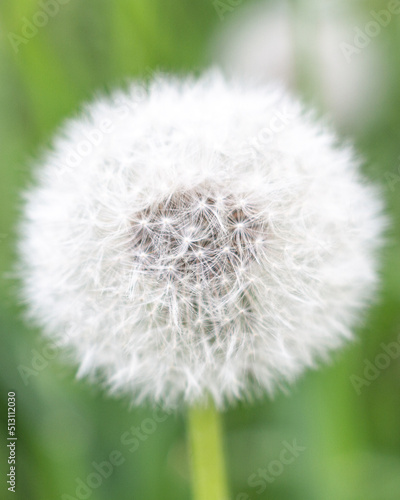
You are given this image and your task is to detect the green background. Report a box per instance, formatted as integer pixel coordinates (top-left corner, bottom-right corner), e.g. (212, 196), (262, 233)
(1, 1), (400, 499)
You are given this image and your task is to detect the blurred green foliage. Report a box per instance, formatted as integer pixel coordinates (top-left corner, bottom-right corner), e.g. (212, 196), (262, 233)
(0, 1), (399, 499)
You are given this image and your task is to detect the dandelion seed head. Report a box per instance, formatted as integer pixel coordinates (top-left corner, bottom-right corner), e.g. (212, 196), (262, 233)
(18, 72), (385, 409)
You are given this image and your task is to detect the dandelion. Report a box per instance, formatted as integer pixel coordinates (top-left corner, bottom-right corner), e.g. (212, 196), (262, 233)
(18, 72), (385, 500)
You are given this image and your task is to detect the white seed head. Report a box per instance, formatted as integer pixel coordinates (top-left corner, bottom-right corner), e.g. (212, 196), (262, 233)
(18, 72), (385, 409)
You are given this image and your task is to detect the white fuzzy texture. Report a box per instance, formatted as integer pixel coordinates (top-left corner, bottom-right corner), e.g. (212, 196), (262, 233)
(19, 72), (384, 409)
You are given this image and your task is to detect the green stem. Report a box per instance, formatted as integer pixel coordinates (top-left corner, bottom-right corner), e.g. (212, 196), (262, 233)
(187, 400), (229, 500)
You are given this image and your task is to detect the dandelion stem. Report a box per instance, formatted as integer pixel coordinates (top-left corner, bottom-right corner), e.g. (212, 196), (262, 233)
(187, 399), (229, 500)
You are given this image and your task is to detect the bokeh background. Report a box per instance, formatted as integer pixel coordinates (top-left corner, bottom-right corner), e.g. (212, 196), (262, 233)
(1, 1), (400, 499)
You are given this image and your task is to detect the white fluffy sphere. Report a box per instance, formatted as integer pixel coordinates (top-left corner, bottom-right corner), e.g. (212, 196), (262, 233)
(18, 72), (384, 409)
